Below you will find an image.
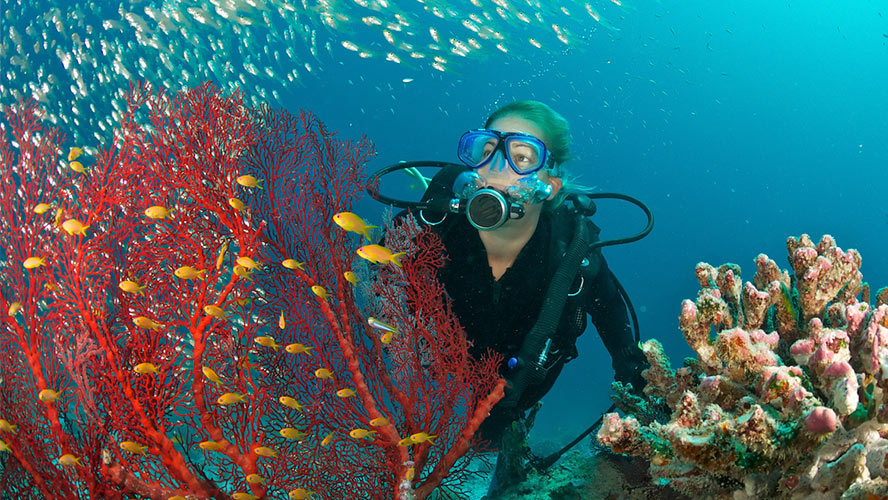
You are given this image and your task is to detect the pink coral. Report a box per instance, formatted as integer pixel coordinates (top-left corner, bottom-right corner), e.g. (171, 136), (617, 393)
(804, 406), (837, 433)
(598, 234), (888, 499)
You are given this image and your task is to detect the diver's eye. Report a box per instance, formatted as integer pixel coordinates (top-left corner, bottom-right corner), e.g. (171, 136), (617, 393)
(509, 142), (539, 167)
(480, 139), (497, 160)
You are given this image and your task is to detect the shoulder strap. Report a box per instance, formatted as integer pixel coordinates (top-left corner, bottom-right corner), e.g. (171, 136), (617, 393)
(499, 210), (598, 409)
(547, 203), (603, 281)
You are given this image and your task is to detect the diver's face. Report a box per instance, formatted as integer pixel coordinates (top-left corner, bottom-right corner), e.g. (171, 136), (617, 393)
(478, 116), (549, 196)
(477, 116), (553, 191)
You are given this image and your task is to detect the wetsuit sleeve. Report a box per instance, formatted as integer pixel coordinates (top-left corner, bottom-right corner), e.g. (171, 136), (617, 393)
(584, 253), (648, 390)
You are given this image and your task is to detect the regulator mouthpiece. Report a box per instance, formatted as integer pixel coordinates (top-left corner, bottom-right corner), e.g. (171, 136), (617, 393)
(452, 171), (552, 231)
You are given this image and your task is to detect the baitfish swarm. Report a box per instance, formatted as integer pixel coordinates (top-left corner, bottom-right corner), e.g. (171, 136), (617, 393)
(0, 0), (625, 146)
(598, 234), (888, 500)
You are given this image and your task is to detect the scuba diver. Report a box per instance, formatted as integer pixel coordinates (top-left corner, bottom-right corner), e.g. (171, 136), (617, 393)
(370, 100), (652, 494)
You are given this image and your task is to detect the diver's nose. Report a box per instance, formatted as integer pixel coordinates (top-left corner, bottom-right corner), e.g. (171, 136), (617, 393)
(487, 150), (509, 172)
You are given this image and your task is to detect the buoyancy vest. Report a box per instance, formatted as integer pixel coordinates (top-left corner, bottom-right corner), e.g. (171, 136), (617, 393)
(416, 165), (603, 410)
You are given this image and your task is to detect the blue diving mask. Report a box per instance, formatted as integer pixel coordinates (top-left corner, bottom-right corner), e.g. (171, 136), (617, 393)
(457, 129), (553, 175)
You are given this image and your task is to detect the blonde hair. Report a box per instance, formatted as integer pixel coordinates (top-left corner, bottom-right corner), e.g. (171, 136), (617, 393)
(485, 100), (591, 210)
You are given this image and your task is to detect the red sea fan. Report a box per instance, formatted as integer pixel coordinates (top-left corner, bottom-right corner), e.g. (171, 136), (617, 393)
(0, 83), (505, 500)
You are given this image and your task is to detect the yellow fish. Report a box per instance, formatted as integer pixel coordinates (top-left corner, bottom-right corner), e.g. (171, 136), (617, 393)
(203, 305), (227, 319)
(236, 174), (263, 189)
(69, 161), (85, 173)
(278, 396), (304, 410)
(232, 493), (259, 500)
(119, 280), (145, 295)
(314, 368), (333, 380)
(169, 496), (187, 500)
(311, 286), (328, 300)
(215, 241), (227, 270)
(7, 302), (22, 317)
(320, 433), (334, 447)
(198, 439), (227, 451)
(38, 389), (61, 403)
(23, 256), (46, 269)
(217, 392), (246, 405)
(233, 265), (252, 279)
(254, 336), (280, 350)
(285, 343), (313, 356)
(236, 256), (259, 270)
(228, 197), (245, 211)
(369, 417), (389, 427)
(253, 445), (278, 458)
(356, 245), (405, 267)
(58, 454), (82, 466)
(0, 439), (10, 452)
(278, 311), (285, 329)
(349, 428), (376, 439)
(61, 218), (89, 237)
(133, 362), (159, 375)
(280, 428), (307, 440)
(133, 317), (162, 330)
(281, 259), (304, 270)
(406, 466), (415, 481)
(202, 366), (223, 387)
(174, 266), (206, 280)
(67, 147), (83, 161)
(381, 332), (394, 344)
(54, 208), (64, 226)
(409, 432), (437, 445)
(343, 271), (359, 285)
(397, 436), (414, 447)
(0, 419), (17, 434)
(120, 441), (148, 454)
(246, 473), (265, 484)
(33, 203), (52, 215)
(144, 206), (171, 220)
(289, 488), (314, 500)
(336, 388), (356, 398)
(332, 212), (377, 241)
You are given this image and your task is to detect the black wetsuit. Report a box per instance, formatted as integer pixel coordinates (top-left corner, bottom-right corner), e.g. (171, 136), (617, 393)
(414, 166), (646, 443)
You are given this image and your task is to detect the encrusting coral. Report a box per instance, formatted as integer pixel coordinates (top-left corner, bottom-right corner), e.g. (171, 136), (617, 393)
(597, 234), (888, 500)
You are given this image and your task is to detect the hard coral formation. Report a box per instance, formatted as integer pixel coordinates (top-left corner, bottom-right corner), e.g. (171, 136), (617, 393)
(598, 235), (888, 499)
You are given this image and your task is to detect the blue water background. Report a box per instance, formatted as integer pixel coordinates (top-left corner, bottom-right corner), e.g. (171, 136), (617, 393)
(5, 0), (886, 458)
(296, 1), (887, 446)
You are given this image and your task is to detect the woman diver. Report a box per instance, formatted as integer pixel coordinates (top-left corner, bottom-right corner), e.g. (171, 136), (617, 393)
(378, 100), (651, 493)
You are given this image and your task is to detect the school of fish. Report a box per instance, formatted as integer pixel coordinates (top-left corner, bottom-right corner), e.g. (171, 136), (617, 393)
(1, 0), (624, 145)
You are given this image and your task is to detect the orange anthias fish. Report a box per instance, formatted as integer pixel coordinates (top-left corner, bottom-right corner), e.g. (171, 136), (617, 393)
(332, 212), (377, 241)
(356, 244), (405, 267)
(236, 174), (263, 189)
(61, 218), (89, 236)
(281, 258), (304, 270)
(67, 147), (83, 161)
(285, 343), (313, 356)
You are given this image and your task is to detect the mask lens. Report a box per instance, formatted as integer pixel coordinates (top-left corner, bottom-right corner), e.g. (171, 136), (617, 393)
(505, 137), (544, 174)
(458, 131), (500, 168)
